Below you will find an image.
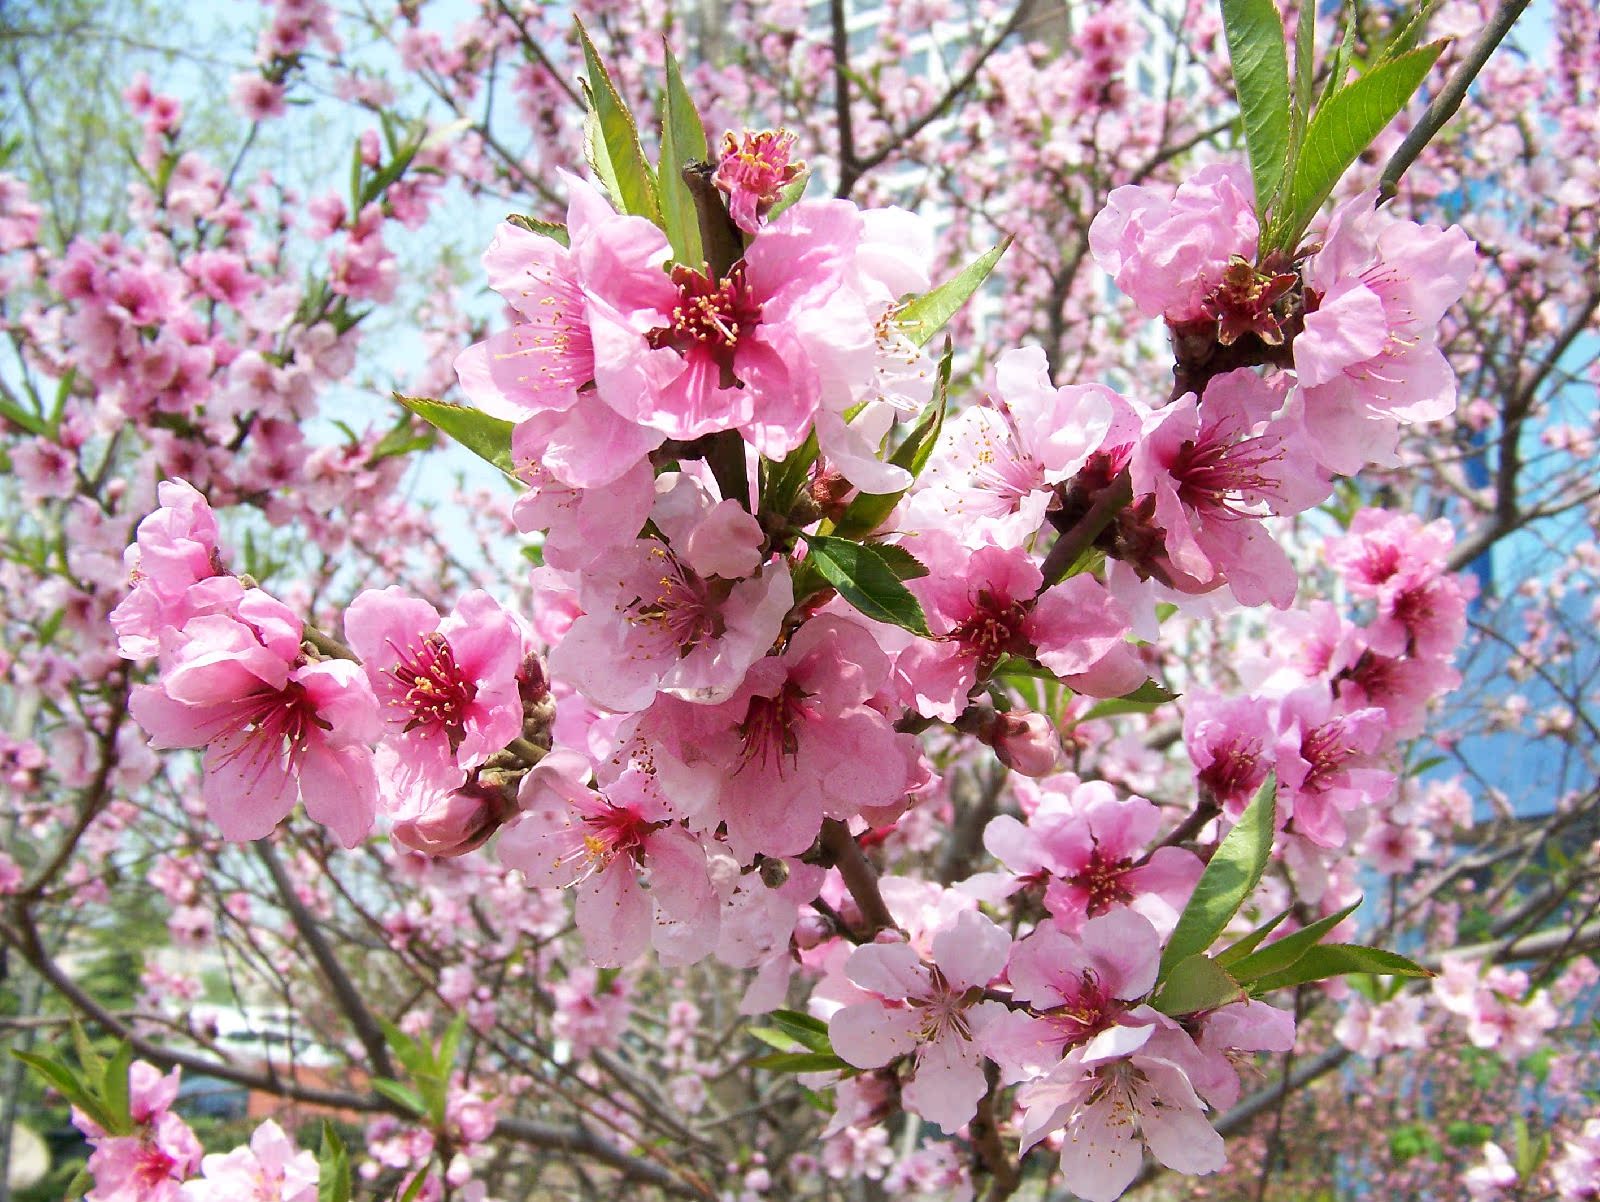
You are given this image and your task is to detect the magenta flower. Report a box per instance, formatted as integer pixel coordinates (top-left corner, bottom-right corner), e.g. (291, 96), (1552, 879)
(1182, 692), (1275, 817)
(498, 749), (716, 966)
(344, 587), (524, 794)
(1290, 194), (1476, 474)
(642, 615), (911, 861)
(85, 1112), (203, 1202)
(129, 590), (381, 846)
(982, 910), (1161, 1084)
(1130, 369), (1330, 608)
(829, 910), (1011, 1133)
(714, 128), (804, 234)
(896, 534), (1141, 720)
(1273, 688), (1394, 847)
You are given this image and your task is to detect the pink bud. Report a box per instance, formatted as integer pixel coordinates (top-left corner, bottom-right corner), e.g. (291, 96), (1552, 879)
(392, 779), (514, 858)
(988, 710), (1060, 778)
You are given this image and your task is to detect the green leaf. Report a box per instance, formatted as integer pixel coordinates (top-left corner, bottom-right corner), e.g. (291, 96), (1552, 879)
(574, 17), (662, 226)
(748, 1027), (807, 1053)
(1080, 680), (1179, 721)
(395, 395), (514, 474)
(1376, 0), (1442, 65)
(399, 1166), (430, 1202)
(832, 342), (953, 538)
(805, 535), (932, 636)
(760, 430), (819, 518)
(1271, 40), (1446, 252)
(1159, 776), (1277, 979)
(658, 44), (709, 266)
(14, 1051), (118, 1135)
(318, 1122), (352, 1202)
(1228, 899), (1361, 984)
(766, 167), (810, 223)
(751, 1051), (850, 1073)
(763, 1010), (834, 1054)
(1215, 908), (1291, 967)
(100, 1042), (133, 1131)
(897, 238), (1011, 347)
(1221, 0), (1293, 214)
(505, 213), (571, 247)
(1153, 954), (1245, 1015)
(0, 391), (47, 436)
(372, 1078), (428, 1118)
(437, 1013), (467, 1075)
(1247, 943), (1433, 994)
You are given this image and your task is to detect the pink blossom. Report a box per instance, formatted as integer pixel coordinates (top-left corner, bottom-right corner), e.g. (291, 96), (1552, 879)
(1464, 1142), (1519, 1201)
(714, 129), (804, 234)
(981, 910), (1161, 1084)
(229, 74), (288, 122)
(498, 749), (716, 965)
(111, 478), (238, 660)
(343, 587), (523, 794)
(1551, 1118), (1600, 1200)
(128, 590), (381, 845)
(1183, 692), (1274, 816)
(391, 775), (517, 858)
(1290, 194), (1476, 474)
(1273, 688), (1393, 847)
(1088, 163), (1258, 324)
(1130, 369), (1329, 608)
(177, 1119), (318, 1202)
(986, 709), (1060, 778)
(829, 910), (1011, 1133)
(86, 1112), (203, 1202)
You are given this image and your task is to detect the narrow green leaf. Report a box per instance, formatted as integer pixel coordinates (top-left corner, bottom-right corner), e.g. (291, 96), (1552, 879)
(101, 1042), (134, 1131)
(658, 44), (709, 266)
(15, 1051), (118, 1135)
(760, 430), (819, 517)
(897, 238), (1011, 348)
(436, 1014), (467, 1077)
(1153, 954), (1245, 1016)
(1248, 943), (1433, 994)
(1221, 0), (1293, 214)
(371, 1078), (428, 1118)
(395, 395), (514, 474)
(574, 17), (662, 226)
(806, 535), (932, 636)
(1273, 40), (1447, 252)
(1377, 0), (1441, 64)
(0, 392), (47, 436)
(766, 167), (810, 223)
(70, 1022), (105, 1081)
(505, 213), (571, 247)
(751, 1051), (849, 1073)
(832, 342), (953, 538)
(765, 1010), (835, 1053)
(1160, 776), (1277, 978)
(1215, 908), (1292, 967)
(748, 1027), (807, 1053)
(318, 1121), (352, 1202)
(1228, 899), (1361, 983)
(1080, 680), (1180, 722)
(399, 1166), (430, 1202)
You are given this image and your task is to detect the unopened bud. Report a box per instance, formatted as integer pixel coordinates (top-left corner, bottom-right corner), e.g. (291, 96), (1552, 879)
(986, 709), (1060, 778)
(392, 777), (516, 858)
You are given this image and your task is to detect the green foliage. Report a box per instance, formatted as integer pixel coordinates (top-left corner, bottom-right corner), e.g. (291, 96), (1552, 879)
(575, 17), (662, 227)
(1153, 953), (1245, 1015)
(14, 1032), (136, 1137)
(1080, 680), (1180, 721)
(1159, 776), (1277, 978)
(505, 213), (571, 247)
(749, 1009), (849, 1073)
(896, 238), (1012, 347)
(376, 1014), (469, 1128)
(394, 394), (515, 474)
(1220, 0), (1293, 213)
(657, 44), (709, 266)
(1245, 942), (1432, 994)
(318, 1122), (353, 1202)
(805, 535), (932, 636)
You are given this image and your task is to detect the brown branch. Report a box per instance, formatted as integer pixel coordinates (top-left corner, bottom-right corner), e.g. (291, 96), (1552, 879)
(820, 819), (896, 936)
(1037, 470), (1132, 589)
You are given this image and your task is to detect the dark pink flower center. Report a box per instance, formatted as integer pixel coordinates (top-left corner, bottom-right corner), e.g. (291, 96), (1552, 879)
(1071, 847), (1135, 916)
(135, 1140), (178, 1187)
(735, 680), (813, 774)
(581, 805), (651, 869)
(1198, 734), (1264, 804)
(648, 263), (763, 372)
(391, 632), (477, 743)
(1172, 428), (1284, 518)
(1045, 969), (1120, 1046)
(1301, 720), (1356, 793)
(950, 589), (1033, 668)
(628, 547), (725, 652)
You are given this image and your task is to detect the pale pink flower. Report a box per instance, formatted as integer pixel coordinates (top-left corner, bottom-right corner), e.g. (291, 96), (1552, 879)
(344, 587), (524, 794)
(178, 1119), (318, 1202)
(1551, 1118), (1600, 1200)
(829, 910), (1011, 1133)
(982, 910), (1161, 1084)
(112, 478), (240, 659)
(498, 749), (716, 966)
(1464, 1142), (1519, 1201)
(1088, 163), (1258, 324)
(1290, 194), (1476, 474)
(86, 1112), (203, 1202)
(229, 73), (288, 121)
(129, 590), (381, 846)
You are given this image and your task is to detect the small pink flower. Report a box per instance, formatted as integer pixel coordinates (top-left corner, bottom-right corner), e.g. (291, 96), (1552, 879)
(178, 1119), (318, 1202)
(830, 910), (1011, 1133)
(714, 129), (804, 234)
(344, 587), (524, 794)
(129, 590), (381, 846)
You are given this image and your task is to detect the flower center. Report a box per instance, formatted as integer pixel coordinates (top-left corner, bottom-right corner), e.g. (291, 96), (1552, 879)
(1071, 847), (1135, 916)
(628, 546), (725, 653)
(1045, 968), (1118, 1046)
(647, 263), (763, 372)
(391, 632), (477, 742)
(950, 588), (1033, 668)
(1172, 428), (1283, 518)
(1198, 734), (1264, 804)
(735, 680), (812, 775)
(1301, 720), (1356, 793)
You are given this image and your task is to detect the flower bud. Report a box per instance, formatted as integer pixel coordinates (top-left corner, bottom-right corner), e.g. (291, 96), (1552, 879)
(392, 777), (515, 858)
(986, 709), (1060, 778)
